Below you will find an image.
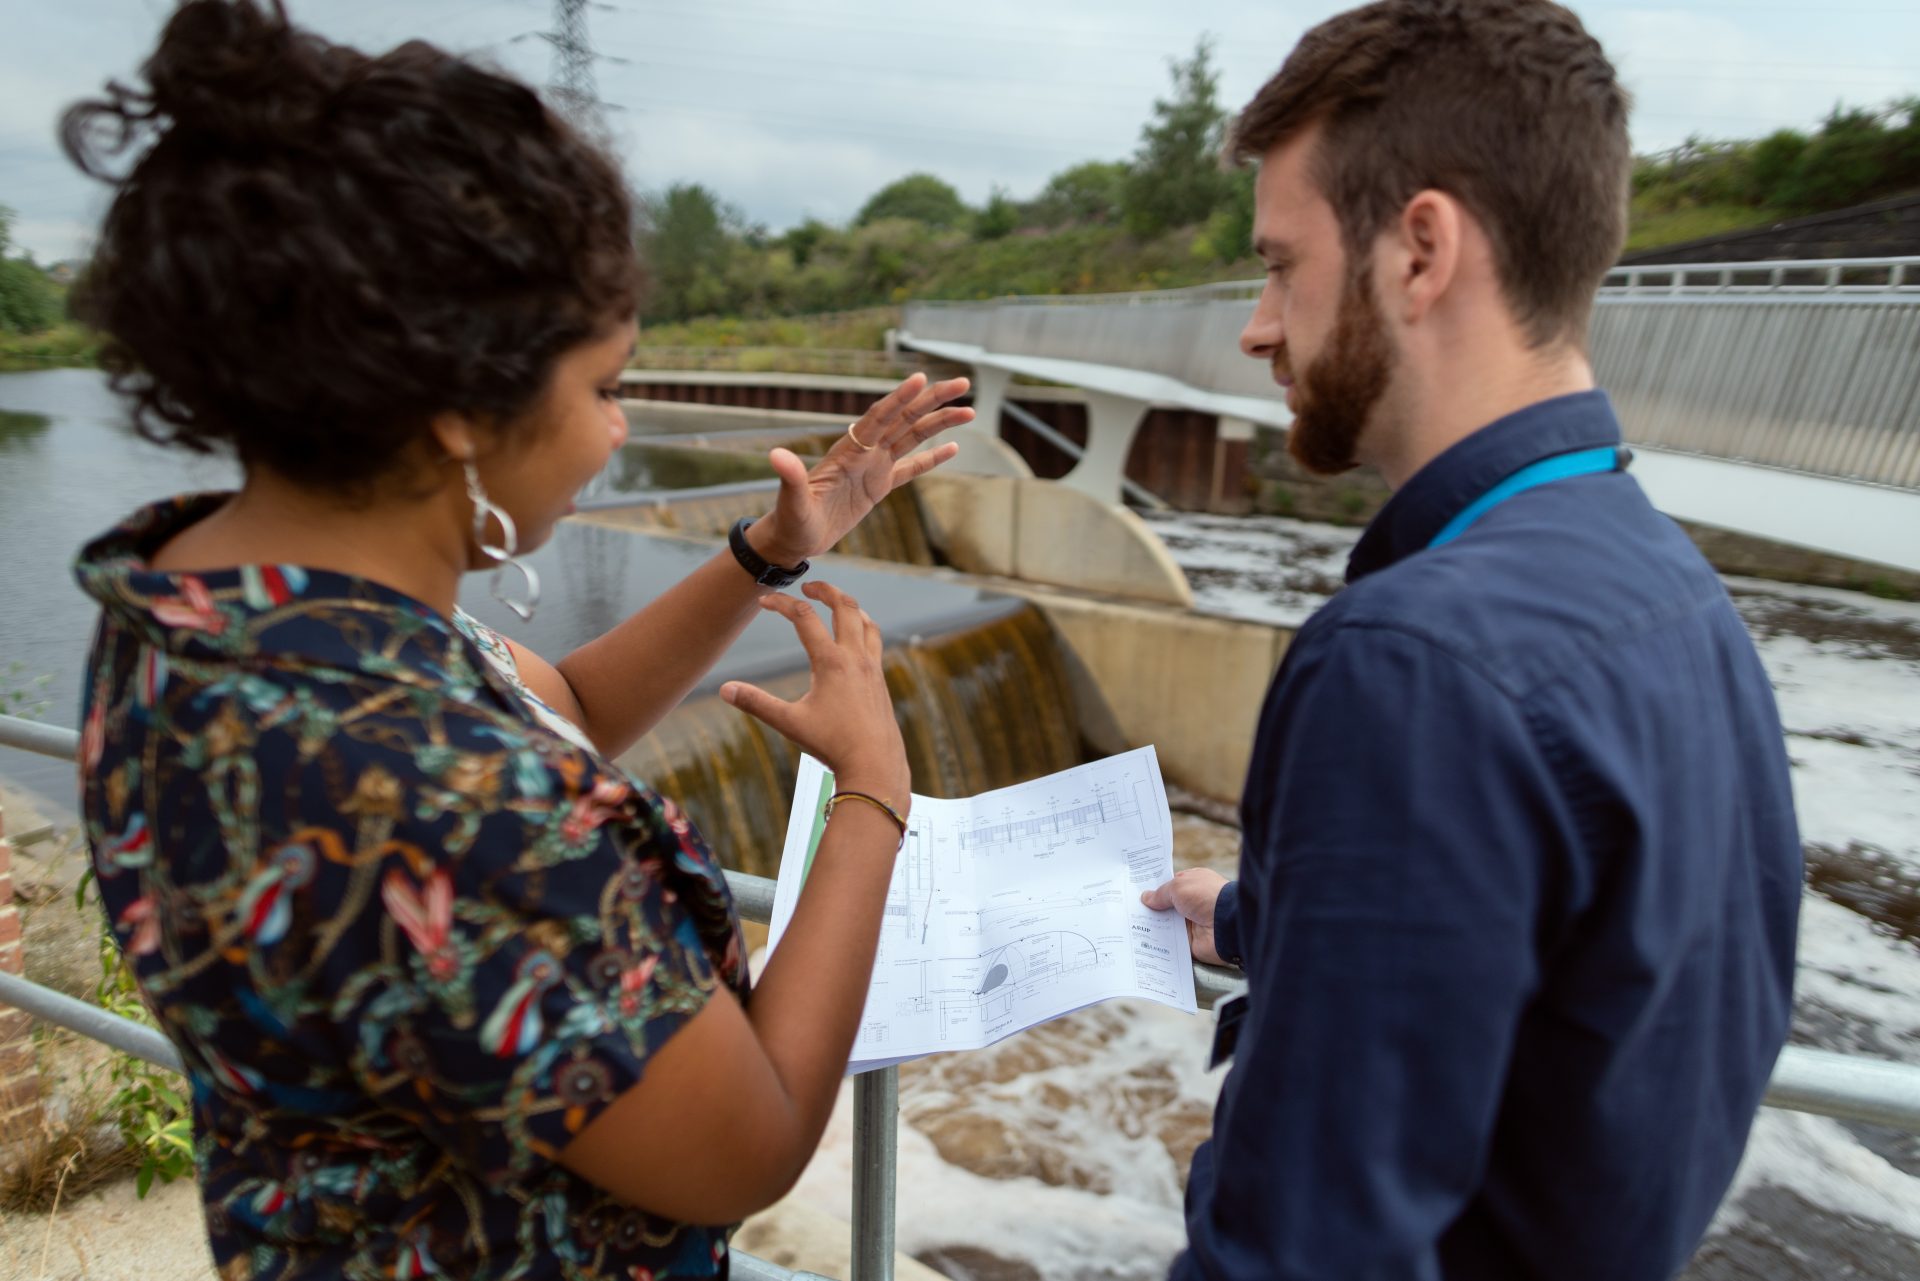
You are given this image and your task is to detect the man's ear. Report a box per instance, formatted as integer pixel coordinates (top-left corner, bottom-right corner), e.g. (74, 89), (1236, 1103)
(1392, 189), (1463, 326)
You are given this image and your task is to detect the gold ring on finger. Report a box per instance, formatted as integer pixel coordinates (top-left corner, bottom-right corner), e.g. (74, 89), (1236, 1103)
(846, 422), (876, 452)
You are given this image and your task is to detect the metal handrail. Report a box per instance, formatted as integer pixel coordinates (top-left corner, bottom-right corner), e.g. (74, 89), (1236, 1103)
(898, 256), (1920, 314)
(572, 477), (781, 514)
(6, 710), (1920, 1281)
(626, 348), (930, 380)
(1601, 256), (1920, 295)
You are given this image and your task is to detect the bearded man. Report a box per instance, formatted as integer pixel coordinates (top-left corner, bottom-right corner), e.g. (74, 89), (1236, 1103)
(1142, 3), (1802, 1278)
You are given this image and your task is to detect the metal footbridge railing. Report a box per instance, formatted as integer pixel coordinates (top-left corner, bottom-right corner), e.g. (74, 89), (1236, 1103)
(4, 712), (1920, 1280)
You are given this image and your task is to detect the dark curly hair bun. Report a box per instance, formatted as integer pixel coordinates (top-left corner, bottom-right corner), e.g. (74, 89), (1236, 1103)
(146, 0), (341, 149)
(62, 0), (642, 495)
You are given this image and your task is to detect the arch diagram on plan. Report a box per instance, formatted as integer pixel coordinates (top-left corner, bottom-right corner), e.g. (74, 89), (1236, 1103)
(898, 929), (1107, 1031)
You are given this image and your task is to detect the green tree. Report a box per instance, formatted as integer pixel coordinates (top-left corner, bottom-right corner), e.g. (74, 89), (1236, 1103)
(846, 218), (944, 301)
(974, 187), (1021, 241)
(1195, 167), (1257, 264)
(782, 217), (833, 268)
(855, 173), (968, 230)
(0, 206), (60, 335)
(1773, 102), (1915, 213)
(1029, 161), (1128, 228)
(1744, 129), (1810, 206)
(637, 184), (739, 323)
(1121, 37), (1233, 237)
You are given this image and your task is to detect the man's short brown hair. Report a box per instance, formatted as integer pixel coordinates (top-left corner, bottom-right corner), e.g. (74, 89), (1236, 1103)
(1231, 0), (1630, 348)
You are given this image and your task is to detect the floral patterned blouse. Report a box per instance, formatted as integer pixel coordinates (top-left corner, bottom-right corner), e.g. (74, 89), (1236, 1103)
(74, 495), (749, 1280)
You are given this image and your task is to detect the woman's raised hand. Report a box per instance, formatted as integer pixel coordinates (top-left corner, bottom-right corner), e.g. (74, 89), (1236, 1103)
(749, 373), (973, 566)
(718, 581), (910, 804)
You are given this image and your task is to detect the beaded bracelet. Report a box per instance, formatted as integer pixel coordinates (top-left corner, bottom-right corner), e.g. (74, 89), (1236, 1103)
(825, 790), (909, 840)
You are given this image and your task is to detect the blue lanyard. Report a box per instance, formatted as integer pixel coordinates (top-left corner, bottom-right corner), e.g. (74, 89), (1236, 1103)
(1427, 446), (1629, 550)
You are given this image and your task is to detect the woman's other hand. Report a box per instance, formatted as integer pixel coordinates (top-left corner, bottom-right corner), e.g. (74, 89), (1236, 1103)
(564, 579), (913, 1225)
(748, 373), (973, 566)
(719, 581), (909, 804)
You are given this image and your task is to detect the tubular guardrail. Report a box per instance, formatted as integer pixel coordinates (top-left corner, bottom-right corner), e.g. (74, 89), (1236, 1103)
(4, 711), (1920, 1281)
(905, 256), (1920, 311)
(1601, 256), (1920, 295)
(626, 348), (934, 381)
(572, 476), (782, 514)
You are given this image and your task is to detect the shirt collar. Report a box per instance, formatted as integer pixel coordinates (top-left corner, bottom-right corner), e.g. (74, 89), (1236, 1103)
(73, 493), (524, 712)
(1346, 390), (1624, 583)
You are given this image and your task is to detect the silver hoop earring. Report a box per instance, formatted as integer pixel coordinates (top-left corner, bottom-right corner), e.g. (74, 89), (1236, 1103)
(462, 459), (541, 622)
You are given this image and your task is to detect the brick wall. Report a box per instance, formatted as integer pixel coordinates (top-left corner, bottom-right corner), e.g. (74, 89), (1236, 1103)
(0, 801), (43, 1140)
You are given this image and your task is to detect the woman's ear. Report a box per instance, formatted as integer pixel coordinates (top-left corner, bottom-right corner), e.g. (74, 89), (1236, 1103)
(429, 411), (479, 465)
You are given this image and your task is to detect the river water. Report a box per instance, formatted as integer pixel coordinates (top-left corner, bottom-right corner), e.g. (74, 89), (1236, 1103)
(3, 371), (1917, 1278)
(0, 369), (988, 806)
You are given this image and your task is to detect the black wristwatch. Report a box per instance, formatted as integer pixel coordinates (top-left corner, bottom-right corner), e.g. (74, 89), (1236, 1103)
(728, 517), (811, 588)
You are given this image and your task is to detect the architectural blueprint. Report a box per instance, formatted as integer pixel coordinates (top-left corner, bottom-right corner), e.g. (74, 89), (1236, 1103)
(767, 746), (1198, 1071)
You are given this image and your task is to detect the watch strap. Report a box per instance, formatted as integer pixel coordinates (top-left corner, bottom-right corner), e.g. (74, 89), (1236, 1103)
(728, 517), (811, 588)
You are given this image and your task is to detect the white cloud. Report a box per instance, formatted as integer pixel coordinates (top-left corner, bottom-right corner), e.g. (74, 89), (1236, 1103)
(620, 112), (907, 228)
(12, 217), (95, 264)
(1591, 6), (1920, 152)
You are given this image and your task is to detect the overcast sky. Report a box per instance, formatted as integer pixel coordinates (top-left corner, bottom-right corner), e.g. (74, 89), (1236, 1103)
(4, 0), (1918, 262)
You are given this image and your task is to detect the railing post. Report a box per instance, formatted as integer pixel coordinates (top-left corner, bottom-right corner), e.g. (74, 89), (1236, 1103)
(850, 1065), (900, 1281)
(0, 800), (43, 1140)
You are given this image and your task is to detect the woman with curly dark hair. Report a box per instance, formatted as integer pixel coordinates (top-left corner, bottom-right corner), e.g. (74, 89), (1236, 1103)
(63, 2), (971, 1276)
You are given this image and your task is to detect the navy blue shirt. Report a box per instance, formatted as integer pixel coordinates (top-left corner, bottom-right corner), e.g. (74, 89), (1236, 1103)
(1175, 392), (1801, 1281)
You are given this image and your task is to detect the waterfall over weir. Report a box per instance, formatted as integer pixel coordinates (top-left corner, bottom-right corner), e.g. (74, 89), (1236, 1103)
(460, 518), (1083, 881)
(625, 606), (1081, 879)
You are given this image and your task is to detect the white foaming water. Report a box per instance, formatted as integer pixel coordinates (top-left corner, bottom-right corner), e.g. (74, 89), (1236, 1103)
(778, 1003), (1220, 1281)
(1717, 1110), (1920, 1241)
(769, 513), (1920, 1278)
(1141, 510), (1356, 630)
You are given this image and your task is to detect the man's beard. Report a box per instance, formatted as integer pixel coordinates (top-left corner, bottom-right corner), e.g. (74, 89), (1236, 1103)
(1281, 263), (1396, 476)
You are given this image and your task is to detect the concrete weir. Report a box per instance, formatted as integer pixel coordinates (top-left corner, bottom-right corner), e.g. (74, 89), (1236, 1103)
(578, 413), (1291, 806)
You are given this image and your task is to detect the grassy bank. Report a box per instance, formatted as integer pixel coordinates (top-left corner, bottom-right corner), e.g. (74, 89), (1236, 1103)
(0, 324), (99, 373)
(638, 307), (899, 352)
(1624, 203), (1781, 254)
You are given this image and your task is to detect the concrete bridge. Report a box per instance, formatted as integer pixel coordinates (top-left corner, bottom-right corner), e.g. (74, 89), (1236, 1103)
(898, 256), (1920, 575)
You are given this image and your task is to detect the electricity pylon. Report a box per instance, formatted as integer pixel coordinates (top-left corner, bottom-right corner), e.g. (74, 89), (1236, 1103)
(536, 0), (625, 137)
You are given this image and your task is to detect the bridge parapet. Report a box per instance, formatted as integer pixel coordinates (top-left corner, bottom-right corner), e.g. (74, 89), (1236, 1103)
(901, 258), (1920, 572)
(1592, 271), (1920, 490)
